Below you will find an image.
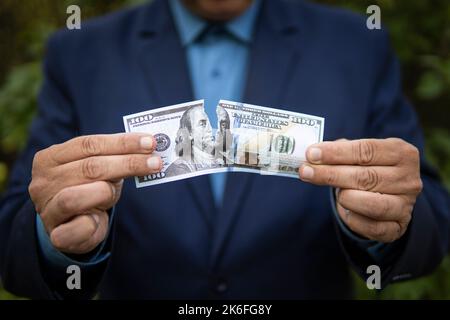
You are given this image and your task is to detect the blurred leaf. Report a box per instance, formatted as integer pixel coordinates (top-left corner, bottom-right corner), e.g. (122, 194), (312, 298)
(417, 71), (445, 99)
(0, 162), (7, 191)
(425, 128), (450, 190)
(0, 62), (41, 153)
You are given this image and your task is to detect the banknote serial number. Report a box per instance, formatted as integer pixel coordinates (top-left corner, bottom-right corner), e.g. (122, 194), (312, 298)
(178, 304), (272, 317)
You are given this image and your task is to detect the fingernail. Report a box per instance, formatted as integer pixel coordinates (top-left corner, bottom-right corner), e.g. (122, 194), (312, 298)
(140, 136), (154, 150)
(301, 165), (314, 180)
(308, 147), (322, 163)
(147, 156), (161, 170)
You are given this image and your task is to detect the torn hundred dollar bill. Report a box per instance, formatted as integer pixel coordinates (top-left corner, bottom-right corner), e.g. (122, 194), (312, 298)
(123, 99), (324, 188)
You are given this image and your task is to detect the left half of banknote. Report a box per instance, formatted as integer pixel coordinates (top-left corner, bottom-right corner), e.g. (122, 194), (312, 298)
(123, 100), (227, 188)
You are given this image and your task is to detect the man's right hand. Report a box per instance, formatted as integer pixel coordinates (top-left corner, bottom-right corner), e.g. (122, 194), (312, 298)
(28, 133), (162, 255)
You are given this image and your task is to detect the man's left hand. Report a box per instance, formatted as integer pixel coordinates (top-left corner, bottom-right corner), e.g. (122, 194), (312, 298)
(299, 138), (423, 243)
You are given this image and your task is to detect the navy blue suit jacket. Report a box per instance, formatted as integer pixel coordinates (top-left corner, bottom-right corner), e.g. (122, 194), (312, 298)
(1, 0), (449, 299)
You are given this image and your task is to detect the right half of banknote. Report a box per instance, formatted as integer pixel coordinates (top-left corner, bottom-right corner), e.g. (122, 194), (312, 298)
(216, 100), (324, 177)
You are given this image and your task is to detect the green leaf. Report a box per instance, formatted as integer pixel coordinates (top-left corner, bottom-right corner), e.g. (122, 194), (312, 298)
(417, 71), (444, 99)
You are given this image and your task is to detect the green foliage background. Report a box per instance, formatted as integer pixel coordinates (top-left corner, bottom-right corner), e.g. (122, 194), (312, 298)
(0, 0), (449, 299)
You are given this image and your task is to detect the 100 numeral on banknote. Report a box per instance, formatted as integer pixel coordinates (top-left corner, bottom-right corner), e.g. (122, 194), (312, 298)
(123, 100), (324, 188)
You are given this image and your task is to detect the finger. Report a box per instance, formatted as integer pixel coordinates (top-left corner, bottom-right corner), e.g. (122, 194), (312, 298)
(48, 133), (156, 164)
(337, 189), (410, 221)
(56, 153), (162, 185)
(41, 181), (116, 231)
(336, 203), (402, 243)
(306, 138), (404, 166)
(299, 164), (408, 194)
(50, 211), (109, 254)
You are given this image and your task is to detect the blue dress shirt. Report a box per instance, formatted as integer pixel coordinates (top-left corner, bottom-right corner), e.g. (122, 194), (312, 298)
(170, 0), (261, 207)
(36, 0), (396, 269)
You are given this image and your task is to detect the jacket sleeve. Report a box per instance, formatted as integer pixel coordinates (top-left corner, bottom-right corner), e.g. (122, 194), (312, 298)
(0, 32), (110, 299)
(335, 30), (450, 288)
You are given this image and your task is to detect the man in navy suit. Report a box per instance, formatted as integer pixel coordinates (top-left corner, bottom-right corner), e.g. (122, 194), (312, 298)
(0, 0), (449, 299)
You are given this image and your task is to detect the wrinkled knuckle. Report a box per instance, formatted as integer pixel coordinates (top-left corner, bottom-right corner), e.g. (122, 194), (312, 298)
(32, 150), (45, 168)
(356, 140), (375, 165)
(118, 134), (130, 152)
(28, 179), (47, 211)
(32, 150), (51, 177)
(325, 168), (339, 185)
(401, 142), (418, 159)
(390, 137), (404, 146)
(28, 180), (40, 198)
(126, 156), (142, 174)
(356, 168), (379, 191)
(403, 212), (413, 226)
(417, 179), (423, 193)
(409, 144), (419, 156)
(367, 199), (385, 220)
(81, 136), (102, 157)
(82, 158), (103, 180)
(28, 183), (35, 198)
(410, 146), (420, 163)
(56, 189), (75, 213)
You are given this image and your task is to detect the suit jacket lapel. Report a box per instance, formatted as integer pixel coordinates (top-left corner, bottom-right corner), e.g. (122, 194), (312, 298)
(209, 0), (303, 269)
(136, 0), (216, 227)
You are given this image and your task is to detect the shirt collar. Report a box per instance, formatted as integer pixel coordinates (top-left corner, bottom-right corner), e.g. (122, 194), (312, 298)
(169, 0), (261, 46)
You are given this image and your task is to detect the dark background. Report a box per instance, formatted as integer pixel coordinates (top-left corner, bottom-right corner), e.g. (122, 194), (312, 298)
(0, 0), (449, 299)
